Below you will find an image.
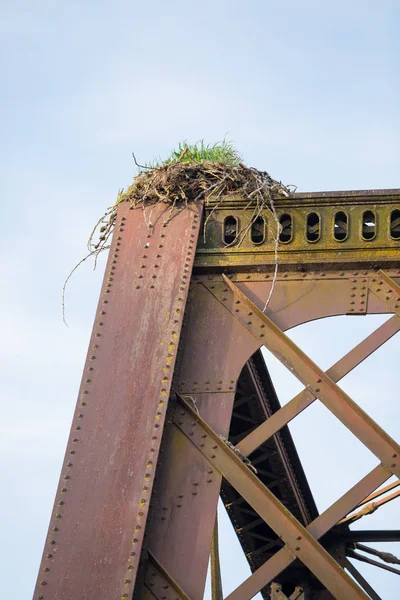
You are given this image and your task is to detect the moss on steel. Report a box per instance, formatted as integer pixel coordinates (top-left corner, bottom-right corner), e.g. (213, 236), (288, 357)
(195, 189), (400, 271)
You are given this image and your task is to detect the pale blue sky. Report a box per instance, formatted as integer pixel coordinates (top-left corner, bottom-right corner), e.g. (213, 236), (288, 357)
(1, 1), (399, 598)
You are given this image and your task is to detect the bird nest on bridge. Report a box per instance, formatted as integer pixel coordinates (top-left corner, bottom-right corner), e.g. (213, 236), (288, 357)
(63, 141), (293, 325)
(89, 159), (291, 255)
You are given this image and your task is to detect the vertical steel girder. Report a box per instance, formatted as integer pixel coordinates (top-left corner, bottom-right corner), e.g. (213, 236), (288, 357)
(33, 202), (203, 599)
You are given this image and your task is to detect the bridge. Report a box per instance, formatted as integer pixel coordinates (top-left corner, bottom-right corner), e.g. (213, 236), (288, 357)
(34, 187), (400, 600)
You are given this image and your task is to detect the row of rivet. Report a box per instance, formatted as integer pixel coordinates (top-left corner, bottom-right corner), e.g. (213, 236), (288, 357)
(369, 278), (400, 315)
(36, 215), (127, 598)
(145, 564), (182, 600)
(136, 223), (165, 290)
(121, 210), (200, 599)
(347, 277), (369, 314)
(175, 406), (326, 559)
(193, 270), (379, 283)
(178, 378), (236, 393)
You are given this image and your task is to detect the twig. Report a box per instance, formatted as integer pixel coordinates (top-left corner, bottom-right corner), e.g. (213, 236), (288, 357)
(132, 151), (151, 170)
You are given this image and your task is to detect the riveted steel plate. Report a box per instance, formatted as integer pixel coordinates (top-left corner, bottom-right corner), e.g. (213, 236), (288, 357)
(34, 201), (203, 600)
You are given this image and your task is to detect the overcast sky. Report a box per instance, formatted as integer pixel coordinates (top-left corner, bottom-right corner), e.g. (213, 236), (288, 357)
(1, 1), (399, 598)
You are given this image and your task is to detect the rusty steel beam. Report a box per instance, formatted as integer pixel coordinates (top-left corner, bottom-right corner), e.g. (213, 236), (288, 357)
(236, 314), (400, 457)
(174, 396), (380, 600)
(33, 202), (203, 600)
(216, 275), (400, 478)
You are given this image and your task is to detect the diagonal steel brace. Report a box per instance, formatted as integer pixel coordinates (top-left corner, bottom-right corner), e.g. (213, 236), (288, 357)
(236, 314), (400, 457)
(216, 274), (400, 478)
(174, 396), (387, 600)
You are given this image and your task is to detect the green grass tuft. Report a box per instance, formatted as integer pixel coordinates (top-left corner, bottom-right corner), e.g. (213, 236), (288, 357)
(145, 138), (242, 169)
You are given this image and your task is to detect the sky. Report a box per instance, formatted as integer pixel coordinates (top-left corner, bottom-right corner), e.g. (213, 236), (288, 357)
(1, 1), (399, 598)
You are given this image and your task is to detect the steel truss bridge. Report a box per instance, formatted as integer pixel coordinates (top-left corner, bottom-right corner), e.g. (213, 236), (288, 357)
(34, 188), (400, 599)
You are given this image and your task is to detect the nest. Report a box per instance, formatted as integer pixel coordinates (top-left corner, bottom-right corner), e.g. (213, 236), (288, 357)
(63, 161), (293, 325)
(89, 161), (292, 254)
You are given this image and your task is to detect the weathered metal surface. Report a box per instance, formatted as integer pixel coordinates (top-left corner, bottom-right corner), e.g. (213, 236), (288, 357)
(174, 396), (378, 600)
(195, 189), (400, 269)
(134, 280), (259, 599)
(143, 552), (191, 600)
(236, 314), (400, 457)
(33, 201), (203, 600)
(368, 269), (400, 317)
